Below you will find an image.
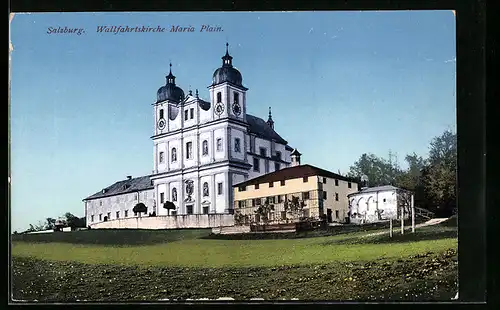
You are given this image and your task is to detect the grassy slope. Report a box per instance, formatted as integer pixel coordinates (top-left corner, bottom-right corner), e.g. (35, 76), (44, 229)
(12, 228), (457, 267)
(11, 222), (458, 301)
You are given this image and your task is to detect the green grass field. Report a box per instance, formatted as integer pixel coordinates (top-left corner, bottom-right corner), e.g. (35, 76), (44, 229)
(11, 221), (458, 301)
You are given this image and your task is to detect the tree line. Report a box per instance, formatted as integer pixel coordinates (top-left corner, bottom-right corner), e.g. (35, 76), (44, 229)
(14, 212), (87, 234)
(345, 129), (457, 217)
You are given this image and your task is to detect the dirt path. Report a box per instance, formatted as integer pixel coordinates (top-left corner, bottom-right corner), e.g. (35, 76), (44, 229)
(362, 218), (450, 238)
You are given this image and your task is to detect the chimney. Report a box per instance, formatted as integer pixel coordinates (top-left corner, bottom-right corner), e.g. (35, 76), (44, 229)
(290, 149), (302, 167)
(127, 175), (132, 180)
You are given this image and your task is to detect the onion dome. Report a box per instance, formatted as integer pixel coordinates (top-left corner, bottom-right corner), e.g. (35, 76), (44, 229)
(212, 43), (244, 87)
(157, 63), (185, 103)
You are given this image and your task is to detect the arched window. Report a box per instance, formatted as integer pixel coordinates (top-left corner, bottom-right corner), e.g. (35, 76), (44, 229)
(171, 148), (177, 162)
(172, 188), (177, 202)
(216, 138), (223, 152)
(202, 140), (209, 156)
(217, 92), (222, 103)
(203, 182), (209, 197)
(234, 92), (239, 105)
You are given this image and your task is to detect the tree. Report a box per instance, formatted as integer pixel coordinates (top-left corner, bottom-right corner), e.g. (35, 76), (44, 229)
(284, 196), (305, 221)
(163, 201), (176, 216)
(255, 199), (274, 225)
(421, 130), (457, 216)
(45, 218), (56, 230)
(63, 213), (86, 228)
(133, 203), (147, 216)
(347, 153), (402, 187)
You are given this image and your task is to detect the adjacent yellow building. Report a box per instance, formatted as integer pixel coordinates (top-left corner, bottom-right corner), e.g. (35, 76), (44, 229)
(232, 162), (359, 225)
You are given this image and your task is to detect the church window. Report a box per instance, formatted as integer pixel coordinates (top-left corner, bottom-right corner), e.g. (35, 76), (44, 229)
(234, 138), (241, 153)
(171, 148), (177, 162)
(203, 182), (209, 197)
(172, 188), (177, 202)
(217, 182), (223, 195)
(203, 207), (209, 214)
(187, 205), (193, 214)
(202, 140), (209, 156)
(234, 92), (239, 105)
(190, 108), (194, 119)
(186, 142), (193, 159)
(159, 151), (165, 163)
(159, 109), (164, 119)
(160, 192), (165, 203)
(217, 92), (222, 103)
(216, 138), (223, 152)
(184, 110), (189, 121)
(253, 158), (260, 172)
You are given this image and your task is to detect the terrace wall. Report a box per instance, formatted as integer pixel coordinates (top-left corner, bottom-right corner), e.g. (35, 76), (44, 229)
(89, 214), (235, 230)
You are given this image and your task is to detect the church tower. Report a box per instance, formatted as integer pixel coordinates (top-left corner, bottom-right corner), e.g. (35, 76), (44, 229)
(152, 63), (186, 175)
(208, 43), (248, 122)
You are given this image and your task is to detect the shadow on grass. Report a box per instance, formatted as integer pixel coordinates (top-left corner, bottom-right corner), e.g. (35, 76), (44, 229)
(322, 225), (457, 246)
(11, 228), (212, 246)
(202, 218), (429, 241)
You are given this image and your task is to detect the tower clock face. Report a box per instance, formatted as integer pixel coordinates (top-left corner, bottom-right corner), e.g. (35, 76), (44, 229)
(215, 103), (224, 116)
(157, 118), (166, 130)
(232, 102), (242, 116)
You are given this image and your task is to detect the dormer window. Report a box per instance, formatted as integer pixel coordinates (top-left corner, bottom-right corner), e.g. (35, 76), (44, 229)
(102, 189), (108, 194)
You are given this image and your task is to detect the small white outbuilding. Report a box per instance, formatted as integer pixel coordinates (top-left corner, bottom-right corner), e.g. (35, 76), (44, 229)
(347, 185), (412, 224)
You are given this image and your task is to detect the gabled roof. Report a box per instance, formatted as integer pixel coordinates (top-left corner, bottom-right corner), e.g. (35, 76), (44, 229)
(347, 185), (406, 197)
(246, 114), (288, 145)
(233, 164), (358, 188)
(84, 175), (154, 201)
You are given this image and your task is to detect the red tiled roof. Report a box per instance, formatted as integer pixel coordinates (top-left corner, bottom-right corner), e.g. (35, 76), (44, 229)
(233, 164), (359, 188)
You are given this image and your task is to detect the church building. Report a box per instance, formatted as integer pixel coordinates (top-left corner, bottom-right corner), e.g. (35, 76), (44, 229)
(83, 44), (295, 225)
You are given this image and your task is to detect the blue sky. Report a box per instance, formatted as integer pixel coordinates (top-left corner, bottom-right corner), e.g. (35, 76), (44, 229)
(10, 11), (456, 232)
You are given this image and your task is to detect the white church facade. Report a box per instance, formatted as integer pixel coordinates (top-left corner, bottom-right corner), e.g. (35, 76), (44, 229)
(84, 44), (294, 226)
